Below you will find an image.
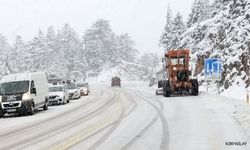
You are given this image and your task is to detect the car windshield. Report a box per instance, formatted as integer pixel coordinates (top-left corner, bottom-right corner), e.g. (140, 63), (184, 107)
(67, 84), (77, 89)
(77, 83), (88, 87)
(0, 81), (29, 95)
(49, 86), (63, 92)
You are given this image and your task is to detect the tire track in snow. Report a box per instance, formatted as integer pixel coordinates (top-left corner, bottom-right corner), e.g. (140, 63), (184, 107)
(0, 87), (104, 137)
(139, 92), (170, 150)
(86, 89), (138, 150)
(121, 91), (169, 150)
(0, 88), (117, 150)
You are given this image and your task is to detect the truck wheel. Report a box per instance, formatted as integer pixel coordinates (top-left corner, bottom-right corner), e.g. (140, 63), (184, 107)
(191, 79), (199, 96)
(158, 80), (163, 88)
(43, 100), (48, 110)
(163, 80), (171, 97)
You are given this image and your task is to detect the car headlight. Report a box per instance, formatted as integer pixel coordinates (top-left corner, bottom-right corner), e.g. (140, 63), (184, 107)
(173, 67), (177, 71)
(22, 93), (31, 100)
(0, 96), (2, 102)
(57, 94), (63, 98)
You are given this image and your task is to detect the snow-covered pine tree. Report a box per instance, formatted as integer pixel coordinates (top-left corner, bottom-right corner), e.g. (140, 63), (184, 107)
(0, 34), (10, 54)
(170, 13), (186, 49)
(57, 23), (82, 79)
(83, 19), (115, 71)
(187, 0), (211, 28)
(139, 53), (160, 80)
(116, 33), (138, 63)
(24, 30), (48, 72)
(0, 34), (14, 76)
(46, 26), (59, 73)
(10, 35), (25, 72)
(159, 5), (173, 51)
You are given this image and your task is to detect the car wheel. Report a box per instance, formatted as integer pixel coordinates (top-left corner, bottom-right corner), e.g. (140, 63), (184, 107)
(63, 97), (66, 105)
(43, 100), (48, 110)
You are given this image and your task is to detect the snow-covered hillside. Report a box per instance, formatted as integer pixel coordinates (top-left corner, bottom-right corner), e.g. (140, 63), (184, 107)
(179, 0), (250, 97)
(93, 60), (160, 83)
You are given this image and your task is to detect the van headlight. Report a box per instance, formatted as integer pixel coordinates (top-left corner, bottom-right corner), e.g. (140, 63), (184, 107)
(22, 93), (31, 100)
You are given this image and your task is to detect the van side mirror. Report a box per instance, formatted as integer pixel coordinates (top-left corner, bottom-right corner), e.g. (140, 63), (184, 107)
(31, 87), (36, 94)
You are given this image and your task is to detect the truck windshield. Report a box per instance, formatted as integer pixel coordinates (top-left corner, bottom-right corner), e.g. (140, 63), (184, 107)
(49, 86), (63, 92)
(171, 58), (178, 65)
(0, 81), (29, 95)
(170, 56), (186, 65)
(67, 84), (77, 89)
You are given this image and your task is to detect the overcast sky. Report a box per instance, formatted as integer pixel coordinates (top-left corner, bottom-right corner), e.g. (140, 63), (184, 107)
(0, 0), (194, 55)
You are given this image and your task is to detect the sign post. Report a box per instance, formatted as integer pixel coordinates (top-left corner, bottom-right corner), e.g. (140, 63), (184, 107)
(204, 58), (222, 94)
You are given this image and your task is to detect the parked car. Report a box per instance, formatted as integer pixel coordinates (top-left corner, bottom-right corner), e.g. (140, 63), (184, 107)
(66, 83), (81, 100)
(49, 84), (69, 105)
(77, 83), (89, 96)
(0, 72), (49, 117)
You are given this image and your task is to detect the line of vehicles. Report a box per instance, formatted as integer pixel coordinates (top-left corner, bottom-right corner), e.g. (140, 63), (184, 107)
(0, 72), (90, 118)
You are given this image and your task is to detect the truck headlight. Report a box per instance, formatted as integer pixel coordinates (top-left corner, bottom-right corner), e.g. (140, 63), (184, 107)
(22, 93), (31, 100)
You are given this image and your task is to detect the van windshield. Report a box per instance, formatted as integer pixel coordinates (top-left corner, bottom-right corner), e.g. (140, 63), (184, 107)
(0, 81), (29, 95)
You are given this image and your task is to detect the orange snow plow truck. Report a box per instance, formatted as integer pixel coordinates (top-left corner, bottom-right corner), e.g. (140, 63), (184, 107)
(158, 49), (199, 97)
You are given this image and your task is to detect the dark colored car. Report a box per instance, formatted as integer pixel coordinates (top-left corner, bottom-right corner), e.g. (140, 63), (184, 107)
(111, 77), (121, 87)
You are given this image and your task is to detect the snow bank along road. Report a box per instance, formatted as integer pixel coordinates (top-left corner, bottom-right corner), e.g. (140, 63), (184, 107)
(0, 84), (249, 150)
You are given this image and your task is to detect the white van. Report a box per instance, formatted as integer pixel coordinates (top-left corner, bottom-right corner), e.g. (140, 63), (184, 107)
(0, 72), (49, 117)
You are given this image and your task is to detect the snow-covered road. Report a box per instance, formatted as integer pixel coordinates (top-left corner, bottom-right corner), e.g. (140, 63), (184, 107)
(0, 83), (249, 150)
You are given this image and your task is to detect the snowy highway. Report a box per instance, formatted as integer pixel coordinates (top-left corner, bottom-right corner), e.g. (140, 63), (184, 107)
(0, 83), (249, 150)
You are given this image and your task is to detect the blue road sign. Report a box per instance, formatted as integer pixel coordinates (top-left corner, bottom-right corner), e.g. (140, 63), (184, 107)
(205, 58), (222, 81)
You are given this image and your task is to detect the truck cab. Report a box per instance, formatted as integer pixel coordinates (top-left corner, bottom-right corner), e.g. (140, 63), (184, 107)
(160, 49), (199, 97)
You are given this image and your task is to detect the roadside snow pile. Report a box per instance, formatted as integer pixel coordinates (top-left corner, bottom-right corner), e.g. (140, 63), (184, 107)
(221, 76), (248, 100)
(179, 0), (250, 98)
(233, 100), (250, 141)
